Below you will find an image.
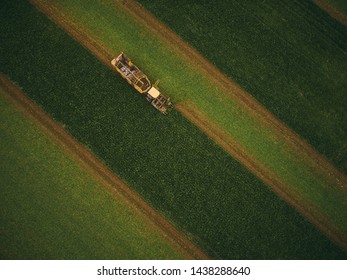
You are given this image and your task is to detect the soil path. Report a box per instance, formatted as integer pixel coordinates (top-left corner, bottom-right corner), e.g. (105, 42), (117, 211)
(314, 0), (347, 26)
(31, 0), (347, 250)
(178, 102), (347, 251)
(0, 75), (209, 260)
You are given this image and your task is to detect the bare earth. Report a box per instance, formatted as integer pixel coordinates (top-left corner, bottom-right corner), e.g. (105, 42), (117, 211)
(31, 0), (347, 251)
(0, 75), (209, 260)
(314, 0), (347, 26)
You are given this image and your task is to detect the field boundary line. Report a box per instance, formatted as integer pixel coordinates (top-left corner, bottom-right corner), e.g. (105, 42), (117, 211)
(116, 0), (347, 190)
(0, 74), (209, 260)
(177, 102), (347, 251)
(313, 0), (347, 26)
(31, 0), (347, 251)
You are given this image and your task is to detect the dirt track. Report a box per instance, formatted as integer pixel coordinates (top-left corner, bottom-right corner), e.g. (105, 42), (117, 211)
(314, 0), (347, 26)
(31, 0), (347, 251)
(0, 75), (209, 260)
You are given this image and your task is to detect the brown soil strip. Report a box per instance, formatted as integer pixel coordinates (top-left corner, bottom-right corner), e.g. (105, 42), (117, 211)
(314, 0), (347, 26)
(178, 102), (347, 251)
(113, 0), (347, 248)
(31, 0), (347, 249)
(0, 74), (209, 260)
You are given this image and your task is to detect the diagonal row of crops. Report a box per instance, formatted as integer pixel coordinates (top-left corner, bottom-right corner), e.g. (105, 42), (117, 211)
(137, 0), (347, 174)
(1, 0), (345, 258)
(0, 88), (183, 260)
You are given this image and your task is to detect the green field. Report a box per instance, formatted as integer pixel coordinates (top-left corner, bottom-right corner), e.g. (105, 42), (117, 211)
(0, 93), (184, 259)
(1, 0), (346, 259)
(138, 0), (347, 174)
(25, 0), (347, 249)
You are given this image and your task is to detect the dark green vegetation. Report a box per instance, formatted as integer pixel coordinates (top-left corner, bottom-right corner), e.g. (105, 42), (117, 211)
(1, 0), (346, 259)
(0, 94), (183, 259)
(137, 0), (347, 173)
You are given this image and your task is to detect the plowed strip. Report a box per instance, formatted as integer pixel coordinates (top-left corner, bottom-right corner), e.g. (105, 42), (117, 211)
(314, 0), (347, 26)
(0, 74), (209, 260)
(31, 0), (347, 250)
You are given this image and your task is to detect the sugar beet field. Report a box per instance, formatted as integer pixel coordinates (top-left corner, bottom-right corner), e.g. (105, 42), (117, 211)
(1, 0), (346, 259)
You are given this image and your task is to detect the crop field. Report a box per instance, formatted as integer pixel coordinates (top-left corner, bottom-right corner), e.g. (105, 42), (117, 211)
(26, 0), (347, 249)
(138, 0), (347, 174)
(1, 0), (346, 259)
(0, 88), (185, 259)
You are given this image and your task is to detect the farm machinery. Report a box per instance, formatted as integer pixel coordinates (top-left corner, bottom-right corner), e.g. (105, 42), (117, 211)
(111, 53), (173, 114)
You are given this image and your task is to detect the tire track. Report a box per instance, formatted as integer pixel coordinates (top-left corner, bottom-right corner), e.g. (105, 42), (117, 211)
(0, 74), (209, 260)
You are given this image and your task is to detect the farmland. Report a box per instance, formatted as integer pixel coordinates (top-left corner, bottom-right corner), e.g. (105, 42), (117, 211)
(28, 0), (347, 249)
(0, 84), (185, 259)
(137, 0), (347, 174)
(1, 0), (346, 259)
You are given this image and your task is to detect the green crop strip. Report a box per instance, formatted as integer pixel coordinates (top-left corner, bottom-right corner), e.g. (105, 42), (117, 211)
(0, 93), (183, 260)
(0, 0), (346, 258)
